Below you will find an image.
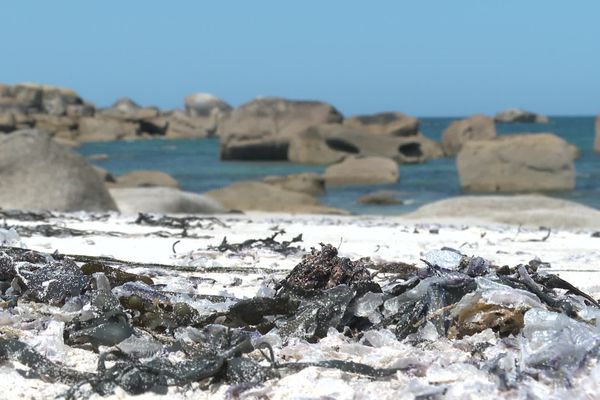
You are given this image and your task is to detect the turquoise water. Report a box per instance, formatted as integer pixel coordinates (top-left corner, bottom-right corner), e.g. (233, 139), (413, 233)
(77, 116), (600, 215)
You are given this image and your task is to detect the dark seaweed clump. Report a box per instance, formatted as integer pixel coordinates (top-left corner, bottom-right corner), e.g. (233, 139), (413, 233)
(0, 243), (599, 397)
(209, 230), (303, 255)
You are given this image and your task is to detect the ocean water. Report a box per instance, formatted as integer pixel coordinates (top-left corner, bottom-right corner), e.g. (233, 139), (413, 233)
(77, 116), (600, 215)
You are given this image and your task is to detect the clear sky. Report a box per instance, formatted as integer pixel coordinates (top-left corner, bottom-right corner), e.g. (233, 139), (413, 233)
(2, 1), (599, 117)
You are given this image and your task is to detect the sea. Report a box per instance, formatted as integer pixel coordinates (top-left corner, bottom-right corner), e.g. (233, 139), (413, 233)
(77, 116), (600, 215)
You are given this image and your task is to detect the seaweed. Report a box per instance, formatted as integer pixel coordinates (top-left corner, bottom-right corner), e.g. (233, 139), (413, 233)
(209, 230), (303, 255)
(80, 261), (154, 286)
(278, 243), (376, 291)
(3, 239), (600, 396)
(135, 213), (229, 230)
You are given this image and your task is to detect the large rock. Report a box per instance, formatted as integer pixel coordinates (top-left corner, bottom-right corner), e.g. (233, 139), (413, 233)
(288, 124), (443, 165)
(204, 181), (347, 214)
(0, 129), (117, 211)
(0, 83), (83, 115)
(457, 133), (575, 192)
(110, 187), (224, 215)
(595, 114), (600, 153)
(78, 117), (139, 141)
(343, 112), (419, 136)
(494, 108), (549, 123)
(442, 114), (496, 156)
(164, 110), (218, 138)
(184, 93), (232, 117)
(323, 156), (399, 186)
(405, 195), (600, 229)
(263, 173), (325, 196)
(219, 97), (343, 160)
(113, 170), (180, 189)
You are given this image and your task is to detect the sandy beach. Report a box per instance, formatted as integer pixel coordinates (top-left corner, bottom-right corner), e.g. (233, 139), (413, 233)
(2, 208), (600, 399)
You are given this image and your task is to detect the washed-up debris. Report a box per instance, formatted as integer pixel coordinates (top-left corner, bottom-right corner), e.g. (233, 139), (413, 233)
(80, 262), (154, 286)
(209, 230), (303, 255)
(2, 240), (600, 398)
(0, 209), (54, 222)
(135, 213), (228, 230)
(278, 243), (375, 291)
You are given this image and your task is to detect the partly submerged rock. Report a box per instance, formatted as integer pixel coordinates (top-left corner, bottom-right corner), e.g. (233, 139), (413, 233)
(324, 156), (399, 186)
(457, 133), (575, 192)
(219, 97), (342, 160)
(288, 123), (443, 165)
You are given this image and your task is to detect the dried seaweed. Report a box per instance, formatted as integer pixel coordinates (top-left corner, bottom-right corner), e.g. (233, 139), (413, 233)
(135, 213), (229, 230)
(209, 230), (303, 255)
(2, 239), (600, 397)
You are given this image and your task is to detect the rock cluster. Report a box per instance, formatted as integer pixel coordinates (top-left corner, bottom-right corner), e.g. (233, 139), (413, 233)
(0, 82), (586, 213)
(0, 83), (230, 142)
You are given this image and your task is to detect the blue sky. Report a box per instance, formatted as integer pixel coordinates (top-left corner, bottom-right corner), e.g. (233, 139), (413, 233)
(2, 1), (599, 116)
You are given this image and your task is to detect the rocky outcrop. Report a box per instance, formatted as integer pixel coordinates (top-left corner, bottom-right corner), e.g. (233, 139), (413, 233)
(78, 117), (139, 142)
(0, 83), (230, 142)
(357, 190), (404, 205)
(263, 173), (325, 196)
(31, 115), (79, 140)
(112, 170), (180, 189)
(442, 114), (496, 156)
(163, 110), (218, 139)
(204, 181), (347, 214)
(288, 124), (443, 165)
(0, 129), (117, 211)
(0, 83), (84, 115)
(219, 97), (343, 160)
(457, 133), (575, 192)
(595, 114), (600, 153)
(110, 187), (224, 214)
(343, 112), (419, 136)
(184, 93), (232, 117)
(405, 195), (600, 229)
(323, 156), (399, 186)
(494, 108), (549, 123)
